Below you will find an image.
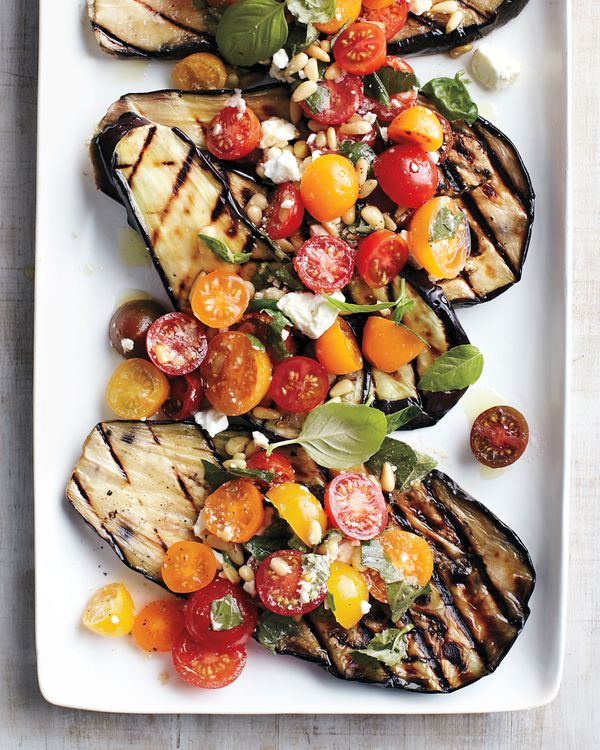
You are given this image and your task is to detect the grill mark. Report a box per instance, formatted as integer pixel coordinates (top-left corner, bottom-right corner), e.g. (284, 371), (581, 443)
(127, 126), (156, 187)
(130, 0), (207, 35)
(71, 474), (91, 505)
(147, 424), (198, 512)
(91, 21), (209, 58)
(150, 145), (195, 247)
(96, 424), (129, 482)
(154, 527), (169, 552)
(472, 121), (532, 206)
(403, 612), (450, 692)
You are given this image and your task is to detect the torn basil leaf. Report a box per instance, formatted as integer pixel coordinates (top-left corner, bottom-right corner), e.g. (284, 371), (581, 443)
(384, 405), (426, 433)
(417, 344), (484, 393)
(387, 580), (431, 622)
(285, 22), (319, 56)
(429, 206), (467, 243)
(243, 518), (290, 561)
(339, 140), (376, 168)
(252, 262), (303, 292)
(366, 437), (437, 491)
(361, 538), (402, 584)
(199, 233), (252, 264)
(351, 626), (413, 667)
(286, 0), (335, 25)
(255, 611), (300, 651)
(364, 71), (390, 107)
(201, 459), (274, 491)
(421, 72), (478, 125)
(210, 594), (243, 631)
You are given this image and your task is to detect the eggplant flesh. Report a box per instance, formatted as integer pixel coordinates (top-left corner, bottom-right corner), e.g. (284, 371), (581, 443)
(67, 422), (535, 693)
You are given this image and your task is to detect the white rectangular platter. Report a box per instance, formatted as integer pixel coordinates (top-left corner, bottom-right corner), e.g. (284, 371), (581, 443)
(34, 0), (571, 713)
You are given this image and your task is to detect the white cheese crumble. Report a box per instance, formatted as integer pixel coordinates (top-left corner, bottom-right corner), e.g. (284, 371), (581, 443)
(470, 43), (521, 90)
(252, 431), (270, 450)
(270, 556), (293, 576)
(407, 0), (432, 14)
(277, 290), (344, 339)
(121, 337), (134, 352)
(254, 286), (286, 300)
(271, 48), (289, 70)
(263, 149), (301, 184)
(243, 580), (256, 597)
(194, 408), (229, 437)
(224, 89), (246, 113)
(260, 117), (300, 149)
(360, 600), (372, 615)
(280, 198), (294, 210)
(212, 122), (223, 136)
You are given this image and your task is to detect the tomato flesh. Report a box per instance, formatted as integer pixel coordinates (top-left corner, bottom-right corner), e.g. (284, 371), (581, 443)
(300, 154), (359, 223)
(106, 358), (169, 419)
(262, 183), (304, 240)
(233, 311), (295, 363)
(327, 561), (370, 629)
(362, 316), (426, 373)
(293, 236), (355, 294)
(246, 450), (296, 486)
(132, 600), (185, 653)
(388, 105), (445, 152)
(206, 104), (261, 160)
(172, 631), (246, 688)
(355, 229), (409, 288)
(162, 370), (204, 421)
(256, 550), (327, 616)
(334, 22), (387, 76)
(82, 583), (135, 638)
(203, 478), (265, 543)
(146, 312), (207, 376)
(161, 540), (217, 594)
(190, 270), (250, 328)
(324, 473), (388, 540)
(361, 56), (418, 123)
(361, 0), (409, 41)
(315, 318), (363, 375)
(381, 528), (434, 586)
(266, 482), (328, 547)
(300, 76), (363, 126)
(470, 405), (529, 468)
(109, 298), (166, 359)
(374, 143), (439, 208)
(269, 356), (329, 413)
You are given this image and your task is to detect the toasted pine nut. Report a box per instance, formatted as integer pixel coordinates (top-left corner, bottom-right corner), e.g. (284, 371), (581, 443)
(247, 193), (268, 210)
(276, 238), (296, 254)
(286, 53), (309, 75)
(380, 461), (396, 493)
(225, 436), (250, 456)
(322, 221), (340, 237)
(449, 42), (473, 58)
(431, 0), (459, 12)
(292, 80), (318, 103)
(351, 545), (366, 572)
(320, 39), (331, 53)
(342, 206), (356, 225)
(315, 131), (327, 149)
(228, 545), (245, 566)
(293, 140), (310, 159)
(245, 440), (261, 458)
(232, 452), (247, 461)
(358, 179), (378, 200)
(355, 157), (369, 186)
(339, 120), (372, 136)
(289, 99), (302, 124)
(290, 232), (304, 250)
(308, 119), (328, 132)
(446, 10), (464, 32)
(225, 72), (240, 88)
(270, 556), (293, 576)
(304, 57), (319, 83)
(329, 379), (354, 398)
(328, 396), (342, 404)
(307, 520), (323, 546)
(361, 205), (385, 230)
(324, 62), (342, 80)
(383, 212), (397, 231)
(306, 44), (330, 62)
(252, 406), (281, 421)
(326, 127), (338, 151)
(222, 565), (241, 584)
(239, 565), (255, 582)
(246, 204), (263, 225)
(223, 458), (247, 470)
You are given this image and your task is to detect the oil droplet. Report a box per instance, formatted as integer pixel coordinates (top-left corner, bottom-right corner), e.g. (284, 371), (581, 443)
(113, 59), (150, 82)
(119, 228), (150, 268)
(115, 288), (154, 307)
(461, 386), (504, 425)
(478, 463), (509, 481)
(478, 101), (498, 121)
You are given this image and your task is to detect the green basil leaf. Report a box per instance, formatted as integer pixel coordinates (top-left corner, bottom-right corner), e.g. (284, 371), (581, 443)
(293, 82), (330, 115)
(366, 437), (437, 491)
(326, 591), (336, 613)
(201, 459), (274, 491)
(364, 71), (390, 107)
(386, 580), (431, 622)
(192, 0), (207, 8)
(264, 309), (294, 360)
(323, 294), (402, 315)
(417, 344), (484, 393)
(216, 0), (288, 67)
(378, 67), (419, 96)
(248, 298), (281, 312)
(255, 611), (300, 651)
(252, 262), (304, 292)
(429, 206), (467, 243)
(351, 626), (413, 667)
(243, 518), (290, 561)
(361, 538), (403, 584)
(421, 72), (478, 125)
(198, 233), (252, 264)
(268, 402), (387, 469)
(285, 22), (319, 56)
(384, 405), (425, 433)
(210, 594), (243, 631)
(245, 333), (266, 351)
(339, 140), (376, 168)
(390, 278), (415, 324)
(286, 0), (335, 25)
(288, 534), (310, 552)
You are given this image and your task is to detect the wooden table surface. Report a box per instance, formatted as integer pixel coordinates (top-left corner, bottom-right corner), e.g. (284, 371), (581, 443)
(1, 2), (597, 747)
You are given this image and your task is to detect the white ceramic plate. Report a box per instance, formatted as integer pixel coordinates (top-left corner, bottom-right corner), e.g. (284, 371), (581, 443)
(34, 0), (571, 713)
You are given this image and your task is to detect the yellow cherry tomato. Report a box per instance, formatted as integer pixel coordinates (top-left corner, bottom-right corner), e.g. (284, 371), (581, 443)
(301, 154), (359, 223)
(362, 0), (394, 7)
(82, 583), (135, 638)
(315, 318), (363, 375)
(362, 316), (426, 373)
(381, 528), (434, 586)
(407, 196), (471, 280)
(266, 482), (327, 546)
(388, 105), (445, 152)
(327, 561), (370, 629)
(105, 358), (169, 419)
(172, 53), (228, 90)
(315, 0), (362, 33)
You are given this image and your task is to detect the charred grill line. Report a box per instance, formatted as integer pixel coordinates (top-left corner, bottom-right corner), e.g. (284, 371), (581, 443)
(127, 125), (156, 187)
(70, 473), (91, 505)
(402, 611), (451, 692)
(130, 0), (203, 36)
(172, 146), (195, 197)
(147, 423), (201, 512)
(153, 527), (169, 551)
(96, 424), (129, 481)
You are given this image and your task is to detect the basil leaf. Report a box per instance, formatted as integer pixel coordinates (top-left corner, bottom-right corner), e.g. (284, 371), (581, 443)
(385, 405), (425, 433)
(366, 437), (437, 491)
(324, 294), (402, 315)
(201, 459), (274, 491)
(245, 333), (266, 351)
(192, 0), (207, 8)
(387, 580), (431, 622)
(338, 140), (376, 168)
(390, 279), (415, 324)
(243, 518), (290, 561)
(421, 72), (478, 125)
(364, 71), (390, 107)
(264, 309), (293, 360)
(248, 298), (281, 312)
(286, 0), (335, 25)
(210, 594), (243, 631)
(288, 534), (310, 552)
(198, 233), (252, 264)
(361, 538), (402, 583)
(296, 82), (330, 115)
(268, 403), (387, 469)
(285, 22), (319, 56)
(255, 611), (300, 651)
(378, 67), (419, 96)
(417, 344), (484, 393)
(216, 0), (288, 67)
(326, 591), (336, 613)
(252, 262), (304, 292)
(351, 626), (413, 667)
(429, 206), (467, 243)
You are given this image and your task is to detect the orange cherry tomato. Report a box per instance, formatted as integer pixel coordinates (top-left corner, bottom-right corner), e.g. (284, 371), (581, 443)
(190, 270), (250, 328)
(381, 528), (434, 586)
(362, 316), (426, 373)
(315, 318), (363, 375)
(388, 105), (445, 152)
(333, 22), (387, 76)
(266, 482), (327, 547)
(82, 583), (135, 638)
(203, 479), (265, 544)
(362, 0), (394, 8)
(407, 196), (471, 279)
(200, 331), (272, 416)
(301, 154), (359, 223)
(161, 541), (217, 594)
(315, 0), (362, 33)
(132, 600), (185, 652)
(327, 561), (370, 629)
(361, 568), (388, 603)
(172, 52), (228, 90)
(105, 358), (169, 419)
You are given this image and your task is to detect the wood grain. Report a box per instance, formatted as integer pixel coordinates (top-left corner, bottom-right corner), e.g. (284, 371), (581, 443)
(1, 1), (598, 747)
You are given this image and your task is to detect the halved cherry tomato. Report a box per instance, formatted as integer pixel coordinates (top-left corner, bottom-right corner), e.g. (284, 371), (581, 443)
(407, 196), (470, 279)
(361, 56), (418, 123)
(300, 76), (363, 126)
(106, 358), (170, 419)
(362, 0), (409, 41)
(233, 312), (295, 363)
(301, 154), (359, 223)
(132, 600), (185, 652)
(470, 405), (529, 468)
(315, 0), (362, 33)
(315, 318), (363, 375)
(327, 560), (370, 629)
(293, 236), (355, 294)
(389, 105), (444, 152)
(109, 298), (166, 359)
(246, 450), (296, 486)
(190, 271), (250, 328)
(355, 230), (409, 288)
(269, 356), (329, 413)
(161, 540), (217, 594)
(362, 568), (388, 603)
(262, 183), (304, 240)
(162, 370), (205, 420)
(82, 583), (135, 638)
(362, 316), (426, 373)
(267, 482), (328, 546)
(184, 578), (258, 649)
(334, 22), (387, 76)
(201, 331), (272, 416)
(256, 549), (327, 615)
(172, 631), (246, 688)
(374, 144), (439, 208)
(146, 312), (207, 376)
(381, 527), (434, 586)
(203, 479), (264, 544)
(205, 104), (261, 160)
(324, 473), (388, 540)
(172, 52), (228, 90)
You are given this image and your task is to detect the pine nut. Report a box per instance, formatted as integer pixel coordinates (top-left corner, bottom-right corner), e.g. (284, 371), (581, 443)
(449, 42), (473, 58)
(247, 193), (268, 210)
(244, 280), (255, 298)
(383, 212), (397, 231)
(342, 206), (356, 225)
(431, 1), (459, 12)
(307, 520), (323, 546)
(355, 157), (369, 186)
(270, 556), (293, 576)
(328, 396), (342, 404)
(225, 436), (250, 456)
(292, 80), (318, 103)
(446, 10), (464, 32)
(286, 53), (309, 75)
(223, 458), (247, 470)
(246, 204), (263, 225)
(361, 205), (385, 229)
(222, 565), (241, 584)
(233, 452), (247, 461)
(315, 131), (327, 149)
(228, 545), (245, 566)
(323, 221), (340, 237)
(225, 72), (239, 88)
(245, 440), (261, 458)
(293, 140), (310, 159)
(252, 406), (281, 420)
(306, 44), (330, 62)
(329, 379), (354, 398)
(308, 119), (328, 132)
(290, 99), (302, 124)
(276, 238), (296, 254)
(255, 163), (265, 179)
(380, 461), (396, 492)
(358, 179), (378, 199)
(239, 565), (255, 582)
(324, 63), (342, 80)
(339, 120), (372, 136)
(320, 39), (331, 53)
(206, 533), (235, 553)
(352, 545), (366, 572)
(291, 232), (304, 250)
(326, 127), (338, 151)
(304, 57), (319, 83)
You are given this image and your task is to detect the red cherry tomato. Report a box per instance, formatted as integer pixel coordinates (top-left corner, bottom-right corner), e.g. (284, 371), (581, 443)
(300, 76), (363, 126)
(361, 0), (409, 41)
(324, 472), (388, 540)
(256, 550), (327, 616)
(293, 236), (355, 294)
(374, 144), (439, 208)
(184, 577), (258, 650)
(470, 405), (529, 468)
(146, 312), (208, 376)
(361, 57), (418, 123)
(162, 370), (204, 420)
(333, 22), (387, 76)
(269, 356), (329, 413)
(172, 631), (246, 689)
(246, 450), (296, 486)
(355, 229), (409, 288)
(205, 104), (261, 161)
(262, 183), (304, 240)
(233, 312), (295, 363)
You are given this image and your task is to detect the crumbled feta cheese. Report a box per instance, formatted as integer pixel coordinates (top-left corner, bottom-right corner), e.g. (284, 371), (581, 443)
(306, 134), (317, 146)
(310, 224), (329, 237)
(360, 600), (372, 615)
(224, 89), (246, 113)
(252, 431), (270, 450)
(281, 329), (290, 340)
(243, 580), (256, 597)
(212, 122), (223, 136)
(254, 286), (286, 301)
(407, 0), (432, 14)
(263, 149), (301, 184)
(121, 337), (134, 352)
(260, 117), (300, 149)
(379, 127), (389, 142)
(471, 43), (521, 90)
(336, 541), (355, 564)
(270, 556), (293, 576)
(280, 198), (294, 210)
(363, 112), (377, 125)
(212, 549), (225, 566)
(277, 290), (344, 339)
(271, 48), (289, 70)
(429, 150), (440, 164)
(194, 408), (229, 437)
(307, 520), (323, 546)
